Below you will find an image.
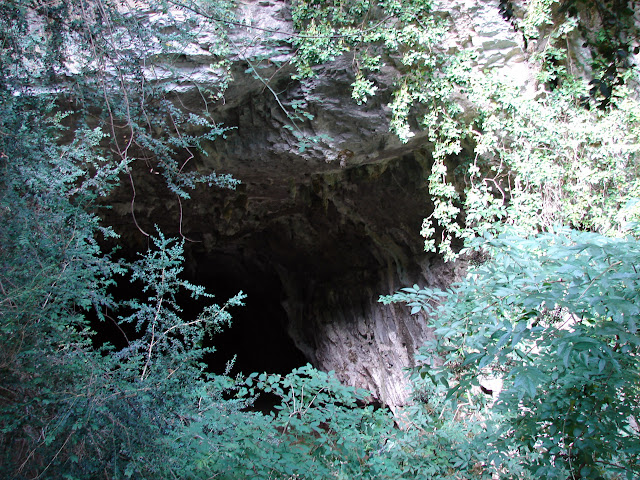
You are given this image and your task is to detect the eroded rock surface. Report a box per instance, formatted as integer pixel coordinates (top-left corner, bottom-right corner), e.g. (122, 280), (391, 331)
(103, 0), (530, 409)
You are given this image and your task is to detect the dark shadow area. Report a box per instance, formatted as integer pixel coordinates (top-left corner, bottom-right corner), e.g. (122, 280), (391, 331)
(184, 249), (309, 377)
(88, 243), (309, 385)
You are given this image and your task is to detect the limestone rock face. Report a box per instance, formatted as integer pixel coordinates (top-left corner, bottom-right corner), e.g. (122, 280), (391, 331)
(436, 0), (531, 81)
(103, 0), (532, 409)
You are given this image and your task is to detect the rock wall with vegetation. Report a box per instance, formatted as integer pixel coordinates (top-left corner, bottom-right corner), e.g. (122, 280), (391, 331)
(1, 0), (639, 479)
(101, 0), (540, 410)
(103, 0), (477, 410)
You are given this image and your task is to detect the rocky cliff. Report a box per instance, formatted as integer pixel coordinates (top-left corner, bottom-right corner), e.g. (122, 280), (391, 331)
(102, 0), (537, 410)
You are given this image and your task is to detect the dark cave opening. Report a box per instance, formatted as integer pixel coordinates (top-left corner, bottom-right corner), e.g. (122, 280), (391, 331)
(93, 150), (441, 409)
(89, 241), (309, 382)
(184, 249), (309, 377)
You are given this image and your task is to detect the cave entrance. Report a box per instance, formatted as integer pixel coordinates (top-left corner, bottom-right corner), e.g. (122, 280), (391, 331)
(185, 249), (309, 377)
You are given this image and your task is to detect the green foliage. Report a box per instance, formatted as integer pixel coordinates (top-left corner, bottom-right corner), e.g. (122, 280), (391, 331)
(383, 228), (640, 479)
(2, 1), (494, 478)
(290, 0), (455, 128)
(3, 0), (640, 478)
(293, 3), (640, 479)
(0, 90), (124, 478)
(197, 364), (495, 479)
(520, 0), (640, 106)
(0, 151), (246, 476)
(417, 63), (640, 260)
(1, 0), (239, 201)
(520, 0), (561, 39)
(117, 228), (246, 381)
(205, 365), (387, 479)
(0, 1), (246, 477)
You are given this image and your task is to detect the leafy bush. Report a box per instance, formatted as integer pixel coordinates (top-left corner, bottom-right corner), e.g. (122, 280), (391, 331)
(383, 228), (640, 478)
(0, 1), (244, 477)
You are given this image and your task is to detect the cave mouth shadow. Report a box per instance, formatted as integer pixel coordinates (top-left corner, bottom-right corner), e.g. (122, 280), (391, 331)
(185, 250), (309, 378)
